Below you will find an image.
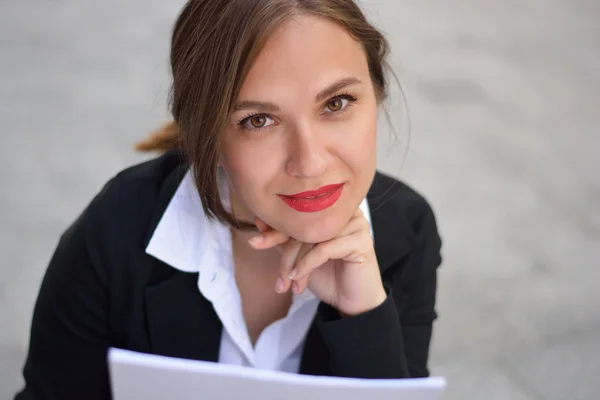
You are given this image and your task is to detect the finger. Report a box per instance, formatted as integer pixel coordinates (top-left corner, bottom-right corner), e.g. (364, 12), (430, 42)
(255, 217), (269, 233)
(255, 217), (287, 255)
(287, 243), (313, 294)
(249, 219), (290, 249)
(292, 275), (310, 295)
(290, 233), (367, 280)
(276, 239), (302, 293)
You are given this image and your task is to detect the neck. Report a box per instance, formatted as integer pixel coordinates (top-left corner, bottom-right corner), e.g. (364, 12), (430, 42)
(230, 227), (281, 273)
(225, 179), (282, 272)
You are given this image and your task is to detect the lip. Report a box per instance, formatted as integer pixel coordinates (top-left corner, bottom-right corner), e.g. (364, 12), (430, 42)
(278, 183), (344, 213)
(284, 184), (344, 199)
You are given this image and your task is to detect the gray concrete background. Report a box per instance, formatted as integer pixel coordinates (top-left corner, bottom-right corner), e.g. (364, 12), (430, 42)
(1, 1), (599, 399)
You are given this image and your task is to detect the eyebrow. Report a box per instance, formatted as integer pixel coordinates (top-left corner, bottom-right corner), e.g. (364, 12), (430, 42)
(232, 77), (363, 112)
(315, 77), (362, 102)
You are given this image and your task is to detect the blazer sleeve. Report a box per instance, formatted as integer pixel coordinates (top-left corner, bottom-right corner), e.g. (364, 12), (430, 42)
(315, 199), (442, 379)
(15, 181), (118, 400)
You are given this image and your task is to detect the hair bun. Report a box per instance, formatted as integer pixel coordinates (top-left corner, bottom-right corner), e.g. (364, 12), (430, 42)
(135, 121), (180, 152)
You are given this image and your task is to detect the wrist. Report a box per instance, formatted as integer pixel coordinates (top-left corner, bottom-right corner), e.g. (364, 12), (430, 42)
(339, 286), (387, 318)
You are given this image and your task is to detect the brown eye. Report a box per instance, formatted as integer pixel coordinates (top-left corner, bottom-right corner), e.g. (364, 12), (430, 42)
(250, 115), (267, 128)
(327, 98), (343, 112)
(238, 114), (275, 131)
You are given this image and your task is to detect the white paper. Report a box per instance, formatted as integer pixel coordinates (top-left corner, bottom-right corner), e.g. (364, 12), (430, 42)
(108, 348), (446, 400)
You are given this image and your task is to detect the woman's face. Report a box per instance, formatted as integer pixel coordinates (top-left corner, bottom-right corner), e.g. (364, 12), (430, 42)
(222, 15), (378, 243)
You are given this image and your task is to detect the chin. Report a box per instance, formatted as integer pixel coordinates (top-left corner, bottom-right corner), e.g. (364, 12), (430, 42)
(286, 213), (348, 244)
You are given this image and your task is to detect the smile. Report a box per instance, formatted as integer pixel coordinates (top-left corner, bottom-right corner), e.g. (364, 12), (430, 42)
(278, 183), (344, 212)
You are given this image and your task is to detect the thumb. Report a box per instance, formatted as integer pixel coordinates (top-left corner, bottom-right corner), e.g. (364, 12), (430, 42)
(250, 217), (289, 253)
(254, 217), (269, 233)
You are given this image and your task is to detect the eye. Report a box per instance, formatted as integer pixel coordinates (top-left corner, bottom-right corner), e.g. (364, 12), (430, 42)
(324, 94), (356, 113)
(239, 114), (276, 131)
(249, 115), (268, 128)
(327, 98), (344, 112)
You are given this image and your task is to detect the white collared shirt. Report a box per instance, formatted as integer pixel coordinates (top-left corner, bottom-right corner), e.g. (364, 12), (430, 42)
(145, 169), (372, 372)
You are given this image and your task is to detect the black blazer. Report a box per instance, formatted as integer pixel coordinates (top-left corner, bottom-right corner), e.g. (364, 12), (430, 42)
(15, 150), (442, 400)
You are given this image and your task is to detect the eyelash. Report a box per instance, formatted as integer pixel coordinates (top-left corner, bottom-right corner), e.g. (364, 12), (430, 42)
(236, 92), (358, 132)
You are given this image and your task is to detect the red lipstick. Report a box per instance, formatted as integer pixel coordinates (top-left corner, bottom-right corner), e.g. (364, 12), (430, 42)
(278, 183), (344, 212)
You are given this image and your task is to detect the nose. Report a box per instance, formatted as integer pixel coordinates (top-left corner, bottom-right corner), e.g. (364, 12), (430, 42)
(285, 123), (328, 179)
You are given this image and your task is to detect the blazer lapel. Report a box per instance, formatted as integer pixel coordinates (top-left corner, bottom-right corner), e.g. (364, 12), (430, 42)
(142, 152), (222, 362)
(367, 171), (415, 272)
(145, 261), (223, 362)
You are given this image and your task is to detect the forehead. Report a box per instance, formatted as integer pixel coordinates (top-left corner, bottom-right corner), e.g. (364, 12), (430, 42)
(238, 15), (370, 100)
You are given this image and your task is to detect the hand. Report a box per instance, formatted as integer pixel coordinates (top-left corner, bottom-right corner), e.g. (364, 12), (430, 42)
(249, 208), (387, 316)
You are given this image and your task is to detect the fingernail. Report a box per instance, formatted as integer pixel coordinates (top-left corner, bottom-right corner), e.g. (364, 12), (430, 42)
(292, 283), (299, 294)
(288, 269), (297, 280)
(248, 235), (263, 246)
(275, 278), (284, 293)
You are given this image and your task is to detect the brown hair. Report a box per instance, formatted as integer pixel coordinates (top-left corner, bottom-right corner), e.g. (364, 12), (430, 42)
(137, 0), (392, 229)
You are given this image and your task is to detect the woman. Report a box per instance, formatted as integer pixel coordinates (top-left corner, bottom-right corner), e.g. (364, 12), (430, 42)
(16, 0), (442, 399)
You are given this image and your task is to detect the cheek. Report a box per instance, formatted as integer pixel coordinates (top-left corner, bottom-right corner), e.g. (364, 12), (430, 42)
(360, 102), (379, 144)
(358, 115), (378, 158)
(338, 107), (378, 169)
(221, 133), (282, 203)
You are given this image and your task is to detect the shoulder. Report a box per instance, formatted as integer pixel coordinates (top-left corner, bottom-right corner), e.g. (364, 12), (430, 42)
(370, 170), (433, 209)
(110, 149), (186, 200)
(368, 171), (442, 271)
(84, 149), (185, 222)
(369, 170), (440, 240)
(71, 150), (187, 273)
